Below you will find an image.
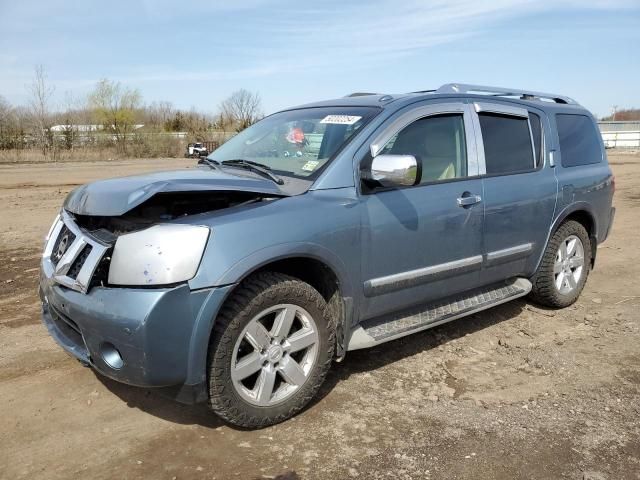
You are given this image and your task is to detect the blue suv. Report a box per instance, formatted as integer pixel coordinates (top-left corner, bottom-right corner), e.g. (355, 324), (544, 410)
(39, 83), (615, 427)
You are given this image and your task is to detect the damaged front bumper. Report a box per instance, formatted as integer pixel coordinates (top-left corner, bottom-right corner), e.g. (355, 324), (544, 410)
(39, 269), (233, 404)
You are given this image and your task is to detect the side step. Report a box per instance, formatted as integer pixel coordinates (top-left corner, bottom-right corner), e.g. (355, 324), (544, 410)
(347, 278), (531, 351)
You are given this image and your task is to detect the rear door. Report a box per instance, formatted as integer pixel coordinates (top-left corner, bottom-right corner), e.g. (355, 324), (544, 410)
(471, 101), (557, 282)
(358, 102), (485, 320)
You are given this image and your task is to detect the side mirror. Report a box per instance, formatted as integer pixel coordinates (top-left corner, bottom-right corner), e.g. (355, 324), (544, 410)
(369, 154), (419, 187)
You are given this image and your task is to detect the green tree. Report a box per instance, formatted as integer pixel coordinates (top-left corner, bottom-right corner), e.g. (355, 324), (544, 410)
(89, 79), (141, 154)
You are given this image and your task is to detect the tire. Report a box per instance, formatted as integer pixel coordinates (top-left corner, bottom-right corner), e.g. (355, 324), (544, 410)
(208, 272), (335, 428)
(529, 220), (592, 308)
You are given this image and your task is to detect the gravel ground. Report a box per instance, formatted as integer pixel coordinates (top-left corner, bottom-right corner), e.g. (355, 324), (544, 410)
(0, 154), (638, 480)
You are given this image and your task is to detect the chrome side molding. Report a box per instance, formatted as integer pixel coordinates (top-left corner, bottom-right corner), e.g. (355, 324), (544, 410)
(485, 243), (533, 266)
(363, 244), (534, 297)
(363, 255), (483, 297)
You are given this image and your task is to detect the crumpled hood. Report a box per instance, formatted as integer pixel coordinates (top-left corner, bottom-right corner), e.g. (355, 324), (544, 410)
(63, 168), (288, 216)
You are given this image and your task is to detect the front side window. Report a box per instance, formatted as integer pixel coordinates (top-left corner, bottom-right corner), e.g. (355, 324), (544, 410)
(209, 106), (379, 178)
(556, 114), (602, 167)
(380, 114), (468, 183)
(479, 113), (534, 175)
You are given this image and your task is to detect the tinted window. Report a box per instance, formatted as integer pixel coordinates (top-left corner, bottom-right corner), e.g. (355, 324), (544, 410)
(556, 114), (602, 167)
(530, 112), (543, 167)
(479, 113), (534, 175)
(381, 114), (467, 184)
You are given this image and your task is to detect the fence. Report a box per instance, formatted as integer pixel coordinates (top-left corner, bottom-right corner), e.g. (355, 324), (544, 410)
(598, 121), (640, 149)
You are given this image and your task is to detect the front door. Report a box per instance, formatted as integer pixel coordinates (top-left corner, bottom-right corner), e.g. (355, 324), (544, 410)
(359, 102), (485, 321)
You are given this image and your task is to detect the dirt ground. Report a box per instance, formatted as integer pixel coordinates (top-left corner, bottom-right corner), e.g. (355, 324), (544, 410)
(1, 154), (639, 480)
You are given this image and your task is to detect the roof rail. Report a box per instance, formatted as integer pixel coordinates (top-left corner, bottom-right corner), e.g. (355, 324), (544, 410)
(436, 83), (578, 105)
(345, 92), (379, 97)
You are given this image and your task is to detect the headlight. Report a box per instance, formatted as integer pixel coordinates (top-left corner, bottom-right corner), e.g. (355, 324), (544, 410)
(44, 213), (61, 248)
(108, 224), (210, 286)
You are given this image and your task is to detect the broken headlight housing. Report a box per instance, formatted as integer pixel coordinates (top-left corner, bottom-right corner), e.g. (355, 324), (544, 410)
(108, 224), (210, 286)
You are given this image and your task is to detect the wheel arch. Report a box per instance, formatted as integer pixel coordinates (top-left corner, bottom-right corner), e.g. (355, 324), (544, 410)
(538, 203), (598, 271)
(214, 243), (354, 355)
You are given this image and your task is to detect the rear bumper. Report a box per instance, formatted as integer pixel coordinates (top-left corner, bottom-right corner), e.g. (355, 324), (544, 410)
(602, 206), (615, 243)
(39, 270), (233, 403)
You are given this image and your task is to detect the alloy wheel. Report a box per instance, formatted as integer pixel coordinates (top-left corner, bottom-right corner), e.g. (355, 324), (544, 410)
(554, 234), (585, 295)
(230, 304), (319, 407)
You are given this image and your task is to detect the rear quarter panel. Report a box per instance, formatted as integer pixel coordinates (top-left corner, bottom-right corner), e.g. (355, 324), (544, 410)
(548, 112), (614, 244)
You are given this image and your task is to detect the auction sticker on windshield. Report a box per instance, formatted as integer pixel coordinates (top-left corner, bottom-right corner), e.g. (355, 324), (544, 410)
(301, 160), (320, 171)
(320, 115), (362, 125)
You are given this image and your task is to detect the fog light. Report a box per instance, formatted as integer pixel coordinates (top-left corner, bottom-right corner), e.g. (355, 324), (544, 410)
(100, 342), (124, 370)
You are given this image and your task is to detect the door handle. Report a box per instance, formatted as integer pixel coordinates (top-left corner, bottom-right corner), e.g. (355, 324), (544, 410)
(457, 194), (482, 207)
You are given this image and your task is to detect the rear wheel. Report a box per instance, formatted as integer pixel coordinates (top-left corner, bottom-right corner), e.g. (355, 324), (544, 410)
(529, 220), (591, 308)
(208, 272), (334, 428)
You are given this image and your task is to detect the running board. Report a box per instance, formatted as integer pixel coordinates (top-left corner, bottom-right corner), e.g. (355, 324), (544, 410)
(347, 278), (531, 351)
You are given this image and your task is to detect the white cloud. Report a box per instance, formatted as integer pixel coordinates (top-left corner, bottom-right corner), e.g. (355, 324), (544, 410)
(114, 0), (637, 81)
(0, 0), (636, 105)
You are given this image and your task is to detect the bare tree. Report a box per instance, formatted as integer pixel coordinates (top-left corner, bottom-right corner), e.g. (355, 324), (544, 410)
(27, 65), (55, 158)
(59, 91), (83, 150)
(145, 100), (175, 131)
(89, 79), (142, 154)
(0, 95), (15, 149)
(218, 89), (263, 132)
(0, 95), (11, 130)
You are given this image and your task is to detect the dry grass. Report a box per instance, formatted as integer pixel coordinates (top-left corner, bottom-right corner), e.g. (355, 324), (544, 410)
(0, 136), (184, 164)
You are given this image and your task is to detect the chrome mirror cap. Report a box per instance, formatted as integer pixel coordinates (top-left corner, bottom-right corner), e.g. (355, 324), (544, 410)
(370, 154), (418, 187)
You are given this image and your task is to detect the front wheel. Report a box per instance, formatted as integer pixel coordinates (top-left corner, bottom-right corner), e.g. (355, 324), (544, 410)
(529, 220), (592, 308)
(208, 272), (334, 428)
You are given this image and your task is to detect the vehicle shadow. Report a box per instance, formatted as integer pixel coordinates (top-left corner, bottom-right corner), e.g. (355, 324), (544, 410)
(96, 298), (533, 429)
(93, 373), (224, 428)
(312, 298), (531, 405)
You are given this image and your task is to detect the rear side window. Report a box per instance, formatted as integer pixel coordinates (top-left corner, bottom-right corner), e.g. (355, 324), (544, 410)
(479, 113), (535, 175)
(556, 114), (602, 167)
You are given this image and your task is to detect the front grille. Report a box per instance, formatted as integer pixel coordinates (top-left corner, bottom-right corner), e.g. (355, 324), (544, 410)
(44, 212), (112, 293)
(68, 245), (93, 279)
(51, 226), (76, 266)
(89, 252), (112, 289)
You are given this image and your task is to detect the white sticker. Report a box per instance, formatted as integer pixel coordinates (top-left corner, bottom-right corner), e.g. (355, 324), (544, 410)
(301, 160), (320, 171)
(320, 115), (362, 125)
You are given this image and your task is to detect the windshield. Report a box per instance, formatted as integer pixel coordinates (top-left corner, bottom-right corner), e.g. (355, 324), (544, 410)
(208, 106), (379, 178)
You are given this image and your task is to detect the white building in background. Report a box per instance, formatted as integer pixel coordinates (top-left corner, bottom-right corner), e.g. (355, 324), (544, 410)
(598, 121), (640, 149)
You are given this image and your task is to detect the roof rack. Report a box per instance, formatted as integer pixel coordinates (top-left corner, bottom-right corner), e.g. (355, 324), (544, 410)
(434, 83), (578, 105)
(345, 92), (379, 97)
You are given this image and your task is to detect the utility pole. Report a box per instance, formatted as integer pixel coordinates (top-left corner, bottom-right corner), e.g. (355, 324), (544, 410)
(611, 105), (618, 121)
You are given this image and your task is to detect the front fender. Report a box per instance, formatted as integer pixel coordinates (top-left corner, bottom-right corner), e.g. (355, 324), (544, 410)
(195, 242), (356, 301)
(186, 243), (357, 379)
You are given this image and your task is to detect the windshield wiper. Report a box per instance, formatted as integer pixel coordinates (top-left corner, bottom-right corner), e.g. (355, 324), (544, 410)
(198, 157), (220, 169)
(221, 159), (284, 185)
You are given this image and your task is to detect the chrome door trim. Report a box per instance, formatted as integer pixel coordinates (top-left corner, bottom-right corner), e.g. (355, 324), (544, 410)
(363, 255), (483, 297)
(470, 102), (540, 174)
(468, 103), (486, 175)
(368, 102), (480, 177)
(485, 243), (533, 266)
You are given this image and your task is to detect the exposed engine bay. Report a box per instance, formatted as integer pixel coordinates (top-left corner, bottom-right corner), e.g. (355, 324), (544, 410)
(73, 190), (273, 237)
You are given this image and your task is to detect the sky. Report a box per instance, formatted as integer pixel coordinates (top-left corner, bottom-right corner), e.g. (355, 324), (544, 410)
(0, 0), (639, 118)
